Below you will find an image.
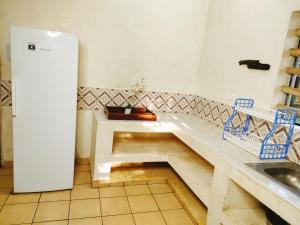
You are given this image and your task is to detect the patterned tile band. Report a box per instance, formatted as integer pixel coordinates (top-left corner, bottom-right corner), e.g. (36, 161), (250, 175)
(77, 87), (195, 114)
(0, 80), (12, 106)
(1, 81), (300, 164)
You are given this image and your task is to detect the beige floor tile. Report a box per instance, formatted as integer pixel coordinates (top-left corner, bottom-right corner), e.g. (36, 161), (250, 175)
(149, 184), (171, 194)
(101, 197), (131, 216)
(74, 172), (91, 185)
(128, 195), (158, 213)
(69, 216), (102, 225)
(0, 202), (37, 224)
(32, 221), (68, 225)
(6, 192), (41, 204)
(40, 190), (70, 202)
(110, 170), (127, 182)
(101, 164), (201, 223)
(102, 214), (135, 225)
(0, 176), (13, 189)
(34, 201), (69, 222)
(69, 199), (101, 219)
(98, 182), (110, 188)
(100, 186), (126, 198)
(134, 211), (166, 225)
(125, 185), (151, 196)
(71, 184), (99, 200)
(148, 178), (167, 184)
(162, 209), (194, 225)
(75, 164), (90, 172)
(109, 181), (124, 187)
(154, 193), (182, 210)
(124, 180), (147, 186)
(0, 189), (11, 205)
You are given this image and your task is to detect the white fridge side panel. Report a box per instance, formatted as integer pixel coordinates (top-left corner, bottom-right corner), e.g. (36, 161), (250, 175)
(11, 26), (78, 192)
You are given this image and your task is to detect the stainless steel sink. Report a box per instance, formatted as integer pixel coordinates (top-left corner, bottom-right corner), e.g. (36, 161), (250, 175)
(246, 162), (300, 197)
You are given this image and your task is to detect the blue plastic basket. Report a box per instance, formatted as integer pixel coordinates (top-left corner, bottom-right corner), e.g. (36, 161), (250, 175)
(223, 98), (254, 137)
(259, 109), (297, 159)
(223, 98), (297, 159)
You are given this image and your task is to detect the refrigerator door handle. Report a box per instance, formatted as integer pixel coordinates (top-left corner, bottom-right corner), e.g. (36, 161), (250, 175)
(12, 80), (16, 117)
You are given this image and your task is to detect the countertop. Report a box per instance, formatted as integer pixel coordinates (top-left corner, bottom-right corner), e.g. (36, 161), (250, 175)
(94, 111), (300, 223)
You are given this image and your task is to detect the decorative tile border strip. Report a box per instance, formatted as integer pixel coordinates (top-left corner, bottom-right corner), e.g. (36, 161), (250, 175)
(77, 87), (196, 114)
(193, 96), (232, 128)
(1, 81), (300, 164)
(0, 80), (12, 106)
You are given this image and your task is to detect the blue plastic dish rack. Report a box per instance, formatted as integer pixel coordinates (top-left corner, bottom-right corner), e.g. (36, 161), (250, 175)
(223, 98), (297, 159)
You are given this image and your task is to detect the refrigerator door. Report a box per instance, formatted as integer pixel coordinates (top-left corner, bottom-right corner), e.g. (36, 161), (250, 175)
(10, 26), (78, 192)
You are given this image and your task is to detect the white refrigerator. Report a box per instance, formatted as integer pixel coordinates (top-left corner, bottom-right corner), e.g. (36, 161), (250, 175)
(10, 26), (78, 192)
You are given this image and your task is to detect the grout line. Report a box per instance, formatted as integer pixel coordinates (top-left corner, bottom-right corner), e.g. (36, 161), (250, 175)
(5, 199), (70, 206)
(160, 208), (186, 212)
(100, 213), (134, 218)
(65, 216), (102, 225)
(166, 180), (200, 222)
(125, 194), (137, 225)
(30, 218), (69, 223)
(67, 215), (102, 221)
(150, 186), (162, 212)
(32, 218), (69, 224)
(159, 210), (168, 225)
(98, 195), (127, 199)
(92, 178), (168, 188)
(0, 189), (11, 212)
(102, 211), (136, 218)
(70, 197), (101, 201)
(97, 186), (103, 225)
(100, 193), (151, 199)
(67, 188), (72, 225)
(0, 167), (197, 223)
(31, 192), (42, 224)
(148, 184), (168, 225)
(130, 213), (137, 225)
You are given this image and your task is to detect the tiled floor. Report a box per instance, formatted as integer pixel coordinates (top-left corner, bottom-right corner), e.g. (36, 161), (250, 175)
(103, 163), (207, 225)
(0, 164), (197, 225)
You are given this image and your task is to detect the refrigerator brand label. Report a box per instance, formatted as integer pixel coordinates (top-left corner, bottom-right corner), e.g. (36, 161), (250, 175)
(28, 43), (36, 51)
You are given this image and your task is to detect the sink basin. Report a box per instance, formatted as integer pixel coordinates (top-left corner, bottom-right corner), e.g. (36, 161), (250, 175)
(246, 162), (300, 197)
(265, 168), (300, 192)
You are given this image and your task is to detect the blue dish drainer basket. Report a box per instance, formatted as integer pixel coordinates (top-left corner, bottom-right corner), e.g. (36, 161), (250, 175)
(223, 98), (297, 159)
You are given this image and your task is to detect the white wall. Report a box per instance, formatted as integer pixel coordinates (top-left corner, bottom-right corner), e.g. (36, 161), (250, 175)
(0, 0), (209, 94)
(3, 0), (300, 160)
(0, 0), (210, 159)
(197, 0), (300, 108)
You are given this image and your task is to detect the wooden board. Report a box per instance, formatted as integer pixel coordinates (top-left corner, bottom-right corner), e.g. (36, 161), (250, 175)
(104, 106), (157, 121)
(290, 48), (300, 57)
(286, 67), (300, 75)
(280, 85), (300, 97)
